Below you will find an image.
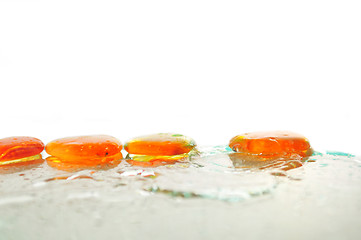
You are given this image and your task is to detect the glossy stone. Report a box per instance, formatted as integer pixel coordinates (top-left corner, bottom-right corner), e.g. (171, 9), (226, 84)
(45, 135), (123, 170)
(124, 133), (196, 166)
(229, 131), (313, 159)
(125, 133), (196, 156)
(0, 136), (44, 165)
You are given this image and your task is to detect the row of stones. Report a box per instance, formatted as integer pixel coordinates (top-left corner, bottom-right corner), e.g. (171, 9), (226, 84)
(0, 132), (313, 171)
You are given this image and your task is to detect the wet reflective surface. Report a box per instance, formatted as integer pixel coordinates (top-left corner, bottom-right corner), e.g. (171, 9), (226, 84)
(0, 146), (360, 239)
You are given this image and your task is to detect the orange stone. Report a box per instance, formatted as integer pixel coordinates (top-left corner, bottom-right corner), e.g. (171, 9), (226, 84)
(229, 131), (313, 159)
(45, 135), (123, 167)
(124, 133), (196, 166)
(0, 136), (44, 165)
(125, 133), (196, 156)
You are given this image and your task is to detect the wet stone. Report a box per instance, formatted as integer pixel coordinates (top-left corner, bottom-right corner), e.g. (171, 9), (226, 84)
(45, 135), (123, 171)
(124, 133), (196, 166)
(0, 136), (44, 166)
(229, 131), (313, 159)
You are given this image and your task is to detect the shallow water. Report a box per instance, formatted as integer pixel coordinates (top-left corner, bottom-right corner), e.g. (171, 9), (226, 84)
(0, 147), (360, 240)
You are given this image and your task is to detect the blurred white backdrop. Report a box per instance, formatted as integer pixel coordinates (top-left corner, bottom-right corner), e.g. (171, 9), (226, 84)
(0, 0), (360, 154)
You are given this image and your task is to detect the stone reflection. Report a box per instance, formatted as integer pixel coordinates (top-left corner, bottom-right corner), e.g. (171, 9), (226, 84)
(0, 158), (45, 174)
(228, 153), (305, 171)
(46, 157), (121, 172)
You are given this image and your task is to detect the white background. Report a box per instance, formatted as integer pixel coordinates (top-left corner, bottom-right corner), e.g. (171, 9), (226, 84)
(0, 0), (360, 155)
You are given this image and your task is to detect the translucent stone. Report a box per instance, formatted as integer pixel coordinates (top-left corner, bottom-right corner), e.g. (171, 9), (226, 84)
(0, 136), (44, 165)
(124, 133), (196, 165)
(45, 135), (123, 171)
(229, 131), (313, 160)
(125, 133), (196, 156)
(228, 132), (313, 172)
